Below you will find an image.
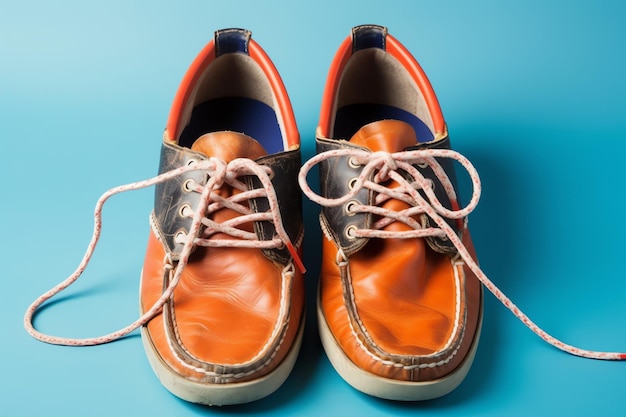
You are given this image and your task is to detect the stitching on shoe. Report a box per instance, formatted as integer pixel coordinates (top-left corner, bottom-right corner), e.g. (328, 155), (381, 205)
(344, 258), (466, 370)
(149, 157), (303, 380)
(163, 261), (295, 380)
(167, 311), (291, 379)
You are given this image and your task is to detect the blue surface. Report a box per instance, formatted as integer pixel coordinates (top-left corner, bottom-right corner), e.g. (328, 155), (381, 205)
(2, 1), (625, 415)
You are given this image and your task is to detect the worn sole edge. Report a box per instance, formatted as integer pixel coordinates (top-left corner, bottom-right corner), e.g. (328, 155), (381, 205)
(141, 316), (305, 406)
(317, 287), (483, 401)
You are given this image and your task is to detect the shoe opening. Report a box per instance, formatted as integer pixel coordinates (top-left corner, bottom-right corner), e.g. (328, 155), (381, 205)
(331, 48), (436, 143)
(176, 52), (285, 155)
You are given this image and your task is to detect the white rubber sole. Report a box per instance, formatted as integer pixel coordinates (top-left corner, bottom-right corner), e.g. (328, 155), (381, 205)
(141, 317), (305, 406)
(317, 290), (482, 401)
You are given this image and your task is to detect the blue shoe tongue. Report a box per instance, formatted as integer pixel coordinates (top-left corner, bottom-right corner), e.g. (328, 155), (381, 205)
(349, 120), (417, 152)
(190, 131), (267, 162)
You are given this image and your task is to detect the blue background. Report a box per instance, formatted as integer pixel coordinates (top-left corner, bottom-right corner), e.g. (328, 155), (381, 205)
(2, 1), (625, 415)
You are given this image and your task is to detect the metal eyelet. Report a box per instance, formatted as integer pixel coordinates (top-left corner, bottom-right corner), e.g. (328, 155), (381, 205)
(182, 179), (195, 192)
(174, 231), (187, 244)
(344, 200), (359, 216)
(348, 177), (358, 190)
(178, 204), (192, 218)
(344, 225), (358, 240)
(348, 157), (361, 169)
(186, 158), (199, 167)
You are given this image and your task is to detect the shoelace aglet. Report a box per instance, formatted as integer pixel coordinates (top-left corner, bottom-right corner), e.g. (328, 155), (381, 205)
(286, 241), (307, 274)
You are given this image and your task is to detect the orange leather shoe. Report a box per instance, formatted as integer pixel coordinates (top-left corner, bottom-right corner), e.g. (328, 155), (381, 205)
(299, 25), (483, 400)
(140, 28), (305, 405)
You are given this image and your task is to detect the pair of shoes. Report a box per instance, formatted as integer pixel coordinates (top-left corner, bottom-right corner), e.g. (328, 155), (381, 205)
(23, 25), (478, 404)
(24, 25), (625, 407)
(141, 25), (483, 403)
(140, 25), (481, 403)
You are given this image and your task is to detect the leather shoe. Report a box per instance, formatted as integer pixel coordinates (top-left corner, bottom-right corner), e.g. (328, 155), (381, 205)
(299, 25), (483, 400)
(140, 28), (305, 406)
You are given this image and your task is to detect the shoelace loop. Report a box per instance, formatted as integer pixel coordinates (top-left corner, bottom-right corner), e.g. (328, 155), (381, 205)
(24, 157), (303, 346)
(300, 148), (480, 240)
(299, 147), (626, 361)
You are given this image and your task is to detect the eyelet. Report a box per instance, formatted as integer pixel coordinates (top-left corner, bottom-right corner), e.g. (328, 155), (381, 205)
(182, 179), (196, 192)
(186, 158), (199, 167)
(344, 225), (358, 240)
(174, 231), (187, 244)
(344, 200), (359, 216)
(348, 177), (358, 190)
(417, 160), (429, 169)
(348, 157), (361, 169)
(178, 204), (192, 217)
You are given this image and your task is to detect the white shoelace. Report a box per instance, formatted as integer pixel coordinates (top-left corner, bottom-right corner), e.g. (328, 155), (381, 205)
(24, 157), (303, 346)
(298, 147), (626, 360)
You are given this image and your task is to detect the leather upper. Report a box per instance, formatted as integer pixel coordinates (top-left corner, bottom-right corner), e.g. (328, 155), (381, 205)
(141, 28), (304, 389)
(153, 139), (303, 264)
(315, 25), (483, 386)
(317, 132), (461, 256)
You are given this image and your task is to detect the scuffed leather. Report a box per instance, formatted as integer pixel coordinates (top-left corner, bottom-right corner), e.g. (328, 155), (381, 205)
(317, 137), (372, 255)
(153, 141), (209, 259)
(152, 140), (303, 265)
(143, 131), (305, 384)
(317, 129), (462, 257)
(141, 230), (305, 383)
(320, 230), (482, 382)
(319, 120), (482, 382)
(247, 149), (303, 266)
(406, 134), (462, 255)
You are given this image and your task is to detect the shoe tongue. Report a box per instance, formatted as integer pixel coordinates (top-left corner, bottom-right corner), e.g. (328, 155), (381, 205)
(189, 131), (267, 238)
(349, 121), (428, 289)
(190, 131), (267, 161)
(349, 120), (418, 233)
(348, 120), (417, 152)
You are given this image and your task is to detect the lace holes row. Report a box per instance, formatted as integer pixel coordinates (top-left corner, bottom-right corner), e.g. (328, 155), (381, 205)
(344, 200), (359, 216)
(344, 225), (358, 240)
